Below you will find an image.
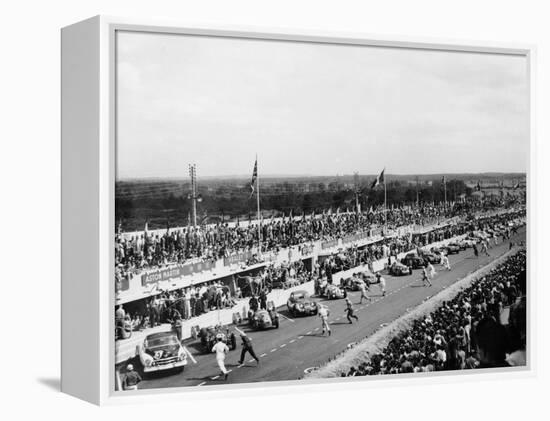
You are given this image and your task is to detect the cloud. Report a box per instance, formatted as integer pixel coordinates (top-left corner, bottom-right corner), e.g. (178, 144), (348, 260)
(116, 31), (528, 178)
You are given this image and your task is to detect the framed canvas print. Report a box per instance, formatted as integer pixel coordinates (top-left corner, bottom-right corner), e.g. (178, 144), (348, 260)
(61, 16), (535, 405)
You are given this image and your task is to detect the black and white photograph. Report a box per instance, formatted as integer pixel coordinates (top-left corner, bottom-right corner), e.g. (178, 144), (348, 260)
(113, 30), (528, 392)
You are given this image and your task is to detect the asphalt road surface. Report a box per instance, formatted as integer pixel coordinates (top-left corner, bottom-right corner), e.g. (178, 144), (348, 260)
(134, 228), (526, 390)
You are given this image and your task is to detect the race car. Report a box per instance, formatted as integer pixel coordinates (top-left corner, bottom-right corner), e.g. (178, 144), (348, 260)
(389, 261), (413, 276)
(460, 236), (479, 248)
(138, 331), (188, 373)
(287, 290), (318, 316)
(323, 283), (347, 299)
(362, 270), (379, 286)
(341, 276), (367, 291)
(249, 308), (280, 329)
(443, 242), (461, 255)
(422, 251), (442, 264)
(198, 325), (237, 353)
(401, 253), (426, 269)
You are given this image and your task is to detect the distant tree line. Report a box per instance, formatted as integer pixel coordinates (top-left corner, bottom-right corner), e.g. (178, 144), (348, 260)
(116, 179), (471, 231)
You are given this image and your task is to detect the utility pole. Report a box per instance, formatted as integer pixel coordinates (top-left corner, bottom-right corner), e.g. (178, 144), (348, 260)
(416, 176), (419, 208)
(353, 172), (360, 214)
(188, 164), (202, 227)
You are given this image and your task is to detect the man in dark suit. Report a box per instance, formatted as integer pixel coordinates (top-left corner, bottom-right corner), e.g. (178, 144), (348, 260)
(237, 331), (260, 366)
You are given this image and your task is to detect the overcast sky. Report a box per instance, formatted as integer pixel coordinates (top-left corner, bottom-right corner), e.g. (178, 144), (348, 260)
(116, 31), (528, 179)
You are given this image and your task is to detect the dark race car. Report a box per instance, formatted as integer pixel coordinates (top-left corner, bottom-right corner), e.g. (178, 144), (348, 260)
(138, 331), (188, 374)
(401, 253), (426, 269)
(287, 290), (318, 316)
(341, 277), (367, 291)
(198, 325), (237, 353)
(389, 261), (413, 276)
(422, 251), (442, 264)
(249, 308), (280, 329)
(443, 242), (461, 255)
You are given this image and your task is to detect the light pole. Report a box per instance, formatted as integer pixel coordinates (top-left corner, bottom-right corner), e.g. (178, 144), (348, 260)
(353, 172), (360, 214)
(187, 164), (202, 227)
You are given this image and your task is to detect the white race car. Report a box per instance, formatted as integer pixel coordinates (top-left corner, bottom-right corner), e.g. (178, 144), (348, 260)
(139, 331), (188, 373)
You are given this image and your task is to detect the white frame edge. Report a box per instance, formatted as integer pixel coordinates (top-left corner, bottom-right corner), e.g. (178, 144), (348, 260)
(60, 15), (537, 406)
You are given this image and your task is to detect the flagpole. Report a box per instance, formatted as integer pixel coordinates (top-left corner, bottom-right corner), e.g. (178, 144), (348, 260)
(256, 154), (261, 254)
(384, 171), (387, 230)
(444, 177), (447, 209)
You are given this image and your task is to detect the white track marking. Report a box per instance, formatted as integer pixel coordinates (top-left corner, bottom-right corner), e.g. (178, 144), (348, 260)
(306, 331), (312, 335)
(271, 348), (277, 352)
(248, 358), (255, 362)
(278, 313), (295, 322)
(280, 344), (286, 348)
(289, 339), (296, 343)
(183, 346), (197, 364)
(211, 375), (219, 380)
(198, 381), (207, 386)
(260, 353), (267, 357)
(298, 336), (304, 339)
(314, 327), (319, 331)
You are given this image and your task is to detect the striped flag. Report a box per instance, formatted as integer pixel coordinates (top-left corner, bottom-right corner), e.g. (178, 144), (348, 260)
(370, 168), (385, 189)
(249, 158), (258, 197)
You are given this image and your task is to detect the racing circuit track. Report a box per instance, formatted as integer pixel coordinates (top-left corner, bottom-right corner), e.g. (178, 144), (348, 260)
(130, 228), (526, 390)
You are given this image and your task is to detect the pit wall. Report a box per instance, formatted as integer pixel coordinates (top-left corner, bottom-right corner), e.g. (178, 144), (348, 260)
(115, 280), (315, 363)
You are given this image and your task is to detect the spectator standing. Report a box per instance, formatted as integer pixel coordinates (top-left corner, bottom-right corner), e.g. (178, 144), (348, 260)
(122, 364), (142, 391)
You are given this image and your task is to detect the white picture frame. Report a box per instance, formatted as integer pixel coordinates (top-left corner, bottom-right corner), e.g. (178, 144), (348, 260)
(61, 15), (536, 406)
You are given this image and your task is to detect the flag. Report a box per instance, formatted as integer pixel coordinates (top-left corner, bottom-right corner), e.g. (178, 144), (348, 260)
(370, 168), (385, 189)
(249, 158), (258, 197)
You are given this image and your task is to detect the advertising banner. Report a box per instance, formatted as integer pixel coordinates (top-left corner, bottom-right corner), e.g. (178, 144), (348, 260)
(223, 250), (253, 266)
(140, 261), (214, 286)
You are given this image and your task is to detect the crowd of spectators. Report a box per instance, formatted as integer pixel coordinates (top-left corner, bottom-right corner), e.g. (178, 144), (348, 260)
(115, 200), (519, 284)
(115, 207), (525, 340)
(340, 249), (527, 377)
